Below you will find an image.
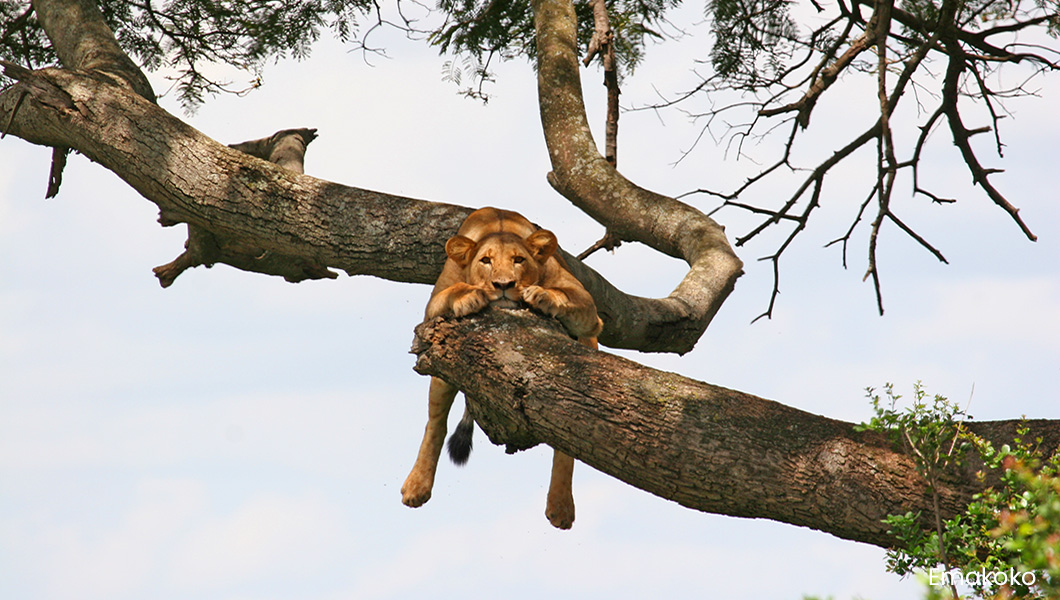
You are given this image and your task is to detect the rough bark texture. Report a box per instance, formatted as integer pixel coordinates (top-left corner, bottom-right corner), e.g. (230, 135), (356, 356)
(531, 0), (745, 353)
(413, 309), (1060, 548)
(229, 128), (319, 175)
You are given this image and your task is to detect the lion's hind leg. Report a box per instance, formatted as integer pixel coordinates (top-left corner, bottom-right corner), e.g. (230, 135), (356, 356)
(402, 377), (458, 508)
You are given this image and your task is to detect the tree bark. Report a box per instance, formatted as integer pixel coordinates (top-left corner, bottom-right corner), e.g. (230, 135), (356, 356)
(229, 128), (319, 175)
(412, 308), (1060, 548)
(31, 0), (156, 101)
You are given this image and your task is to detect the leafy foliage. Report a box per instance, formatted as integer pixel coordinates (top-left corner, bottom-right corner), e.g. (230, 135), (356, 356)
(859, 382), (973, 483)
(0, 2), (50, 69)
(430, 0), (677, 76)
(705, 0), (798, 86)
(859, 383), (1060, 599)
(441, 53), (496, 101)
(0, 0), (374, 110)
(1, 0), (680, 109)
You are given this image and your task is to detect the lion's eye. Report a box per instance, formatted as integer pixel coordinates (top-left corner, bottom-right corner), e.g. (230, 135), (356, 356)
(513, 256), (525, 264)
(480, 256), (491, 265)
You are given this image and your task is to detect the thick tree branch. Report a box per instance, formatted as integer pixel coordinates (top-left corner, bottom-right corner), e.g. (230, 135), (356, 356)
(27, 0), (157, 201)
(152, 128), (324, 287)
(532, 0), (744, 353)
(0, 60), (722, 354)
(0, 61), (465, 282)
(31, 0), (156, 101)
(412, 309), (1060, 548)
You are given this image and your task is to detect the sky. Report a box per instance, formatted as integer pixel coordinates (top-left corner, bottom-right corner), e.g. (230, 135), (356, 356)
(1, 9), (1058, 600)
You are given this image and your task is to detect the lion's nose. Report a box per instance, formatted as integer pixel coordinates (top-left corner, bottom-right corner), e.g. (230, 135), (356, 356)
(494, 280), (515, 291)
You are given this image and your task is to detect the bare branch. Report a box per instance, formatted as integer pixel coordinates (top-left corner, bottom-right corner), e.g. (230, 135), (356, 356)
(758, 15), (877, 128)
(866, 0), (896, 316)
(939, 30), (1038, 241)
(584, 0), (620, 167)
(752, 175), (823, 323)
(824, 182), (878, 270)
(45, 145), (67, 198)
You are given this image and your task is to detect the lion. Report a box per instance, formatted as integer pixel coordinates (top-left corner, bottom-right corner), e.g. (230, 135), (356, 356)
(401, 207), (603, 529)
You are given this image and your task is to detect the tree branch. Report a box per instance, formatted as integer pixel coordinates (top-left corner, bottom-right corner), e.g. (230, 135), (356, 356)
(939, 32), (1038, 242)
(152, 128), (324, 287)
(576, 0), (625, 261)
(532, 0), (744, 353)
(0, 62), (454, 282)
(758, 12), (876, 128)
(583, 0), (619, 167)
(31, 0), (156, 101)
(412, 308), (1060, 548)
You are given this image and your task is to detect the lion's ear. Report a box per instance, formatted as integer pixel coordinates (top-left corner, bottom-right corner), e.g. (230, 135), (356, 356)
(525, 230), (558, 262)
(445, 235), (478, 266)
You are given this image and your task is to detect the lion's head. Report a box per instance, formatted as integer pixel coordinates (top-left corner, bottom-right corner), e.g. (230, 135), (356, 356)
(444, 230), (558, 306)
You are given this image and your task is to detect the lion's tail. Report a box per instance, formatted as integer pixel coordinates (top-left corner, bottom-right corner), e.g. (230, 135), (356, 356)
(446, 406), (474, 465)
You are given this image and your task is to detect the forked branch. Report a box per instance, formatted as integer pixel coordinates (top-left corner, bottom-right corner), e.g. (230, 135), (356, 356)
(669, 0), (1049, 316)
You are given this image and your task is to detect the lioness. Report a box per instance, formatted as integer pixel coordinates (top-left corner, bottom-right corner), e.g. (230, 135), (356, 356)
(401, 207), (603, 529)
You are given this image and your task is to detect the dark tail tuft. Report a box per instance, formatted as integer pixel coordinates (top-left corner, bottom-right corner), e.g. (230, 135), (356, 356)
(447, 408), (474, 465)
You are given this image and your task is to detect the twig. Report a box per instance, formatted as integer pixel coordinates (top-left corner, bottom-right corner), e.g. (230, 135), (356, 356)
(577, 0), (623, 259)
(0, 88), (28, 139)
(45, 146), (69, 199)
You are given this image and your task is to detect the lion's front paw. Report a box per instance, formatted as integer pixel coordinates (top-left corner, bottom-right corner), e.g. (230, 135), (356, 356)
(401, 471), (434, 508)
(522, 285), (563, 317)
(451, 287), (491, 317)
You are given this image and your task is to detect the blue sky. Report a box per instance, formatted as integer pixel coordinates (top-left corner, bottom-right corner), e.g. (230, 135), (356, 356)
(1, 15), (1058, 600)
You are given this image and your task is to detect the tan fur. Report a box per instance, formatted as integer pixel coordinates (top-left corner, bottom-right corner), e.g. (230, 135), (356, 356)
(401, 207), (602, 529)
